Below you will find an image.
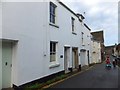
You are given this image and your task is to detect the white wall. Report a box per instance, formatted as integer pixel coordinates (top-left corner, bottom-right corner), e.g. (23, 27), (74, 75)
(2, 0), (92, 86)
(2, 2), (50, 86)
(48, 0), (82, 69)
(80, 23), (91, 66)
(0, 1), (2, 89)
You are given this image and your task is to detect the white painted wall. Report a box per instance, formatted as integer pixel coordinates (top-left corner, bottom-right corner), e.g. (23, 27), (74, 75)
(2, 0), (92, 87)
(2, 2), (49, 86)
(48, 0), (82, 70)
(80, 23), (91, 66)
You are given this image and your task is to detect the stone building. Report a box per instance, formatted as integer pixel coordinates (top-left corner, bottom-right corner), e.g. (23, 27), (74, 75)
(91, 31), (105, 61)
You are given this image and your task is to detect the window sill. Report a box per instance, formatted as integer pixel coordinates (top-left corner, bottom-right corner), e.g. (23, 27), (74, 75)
(49, 23), (59, 28)
(49, 63), (60, 69)
(72, 32), (77, 35)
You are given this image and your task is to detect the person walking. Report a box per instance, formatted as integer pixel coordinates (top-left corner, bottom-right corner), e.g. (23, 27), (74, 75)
(115, 58), (117, 65)
(106, 56), (110, 64)
(112, 59), (116, 68)
(105, 56), (111, 69)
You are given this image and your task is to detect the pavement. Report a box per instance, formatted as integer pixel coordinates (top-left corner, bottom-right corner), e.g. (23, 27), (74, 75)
(49, 56), (119, 88)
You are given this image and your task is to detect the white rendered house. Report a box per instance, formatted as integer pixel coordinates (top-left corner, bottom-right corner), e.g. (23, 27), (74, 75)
(0, 0), (92, 89)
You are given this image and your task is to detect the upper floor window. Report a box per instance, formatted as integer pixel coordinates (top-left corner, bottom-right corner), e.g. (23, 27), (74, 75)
(71, 17), (75, 32)
(81, 32), (84, 45)
(50, 42), (57, 62)
(50, 2), (57, 24)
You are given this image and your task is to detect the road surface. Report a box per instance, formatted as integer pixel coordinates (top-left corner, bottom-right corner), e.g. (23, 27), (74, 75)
(50, 56), (119, 88)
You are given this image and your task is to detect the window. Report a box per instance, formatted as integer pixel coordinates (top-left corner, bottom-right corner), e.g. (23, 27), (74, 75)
(50, 2), (57, 24)
(50, 42), (57, 62)
(71, 17), (75, 32)
(81, 32), (84, 45)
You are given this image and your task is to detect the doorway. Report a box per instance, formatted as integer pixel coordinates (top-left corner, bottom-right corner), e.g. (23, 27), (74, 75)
(87, 50), (90, 65)
(80, 50), (86, 66)
(72, 48), (79, 69)
(2, 42), (13, 89)
(64, 47), (70, 73)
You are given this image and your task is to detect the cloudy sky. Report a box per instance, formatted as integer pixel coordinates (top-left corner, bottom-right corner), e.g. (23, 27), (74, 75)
(61, 0), (119, 46)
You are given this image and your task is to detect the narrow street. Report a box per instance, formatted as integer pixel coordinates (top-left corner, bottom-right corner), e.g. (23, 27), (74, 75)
(50, 56), (119, 88)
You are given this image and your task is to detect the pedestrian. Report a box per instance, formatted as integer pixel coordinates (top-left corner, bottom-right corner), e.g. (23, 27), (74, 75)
(115, 58), (117, 65)
(112, 59), (116, 68)
(105, 56), (111, 69)
(106, 56), (110, 64)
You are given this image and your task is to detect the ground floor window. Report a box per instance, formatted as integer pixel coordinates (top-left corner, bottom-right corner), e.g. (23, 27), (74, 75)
(50, 41), (57, 62)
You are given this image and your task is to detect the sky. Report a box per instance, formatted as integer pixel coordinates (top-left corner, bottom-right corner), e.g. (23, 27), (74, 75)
(61, 0), (119, 46)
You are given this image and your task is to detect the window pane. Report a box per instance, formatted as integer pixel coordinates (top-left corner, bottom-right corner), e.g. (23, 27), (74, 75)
(72, 26), (74, 31)
(51, 6), (53, 14)
(53, 16), (55, 23)
(50, 42), (56, 62)
(50, 54), (56, 62)
(71, 17), (75, 31)
(50, 42), (52, 52)
(53, 43), (56, 52)
(51, 15), (54, 23)
(53, 7), (55, 15)
(50, 15), (55, 24)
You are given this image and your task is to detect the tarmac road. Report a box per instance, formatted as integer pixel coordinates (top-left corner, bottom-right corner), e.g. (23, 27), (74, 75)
(50, 56), (119, 88)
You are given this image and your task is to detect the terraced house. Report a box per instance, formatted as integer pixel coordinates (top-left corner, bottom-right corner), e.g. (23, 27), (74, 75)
(0, 0), (92, 89)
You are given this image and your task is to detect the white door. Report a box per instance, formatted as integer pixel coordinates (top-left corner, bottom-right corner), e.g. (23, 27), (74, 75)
(2, 42), (12, 89)
(80, 51), (86, 66)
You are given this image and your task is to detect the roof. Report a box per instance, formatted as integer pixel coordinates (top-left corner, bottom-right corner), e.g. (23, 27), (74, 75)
(56, 0), (91, 31)
(84, 23), (91, 31)
(58, 1), (79, 18)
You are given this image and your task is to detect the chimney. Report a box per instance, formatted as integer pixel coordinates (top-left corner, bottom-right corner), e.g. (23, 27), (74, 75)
(76, 13), (85, 22)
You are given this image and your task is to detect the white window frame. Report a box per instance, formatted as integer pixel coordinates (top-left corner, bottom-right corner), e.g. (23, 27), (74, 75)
(50, 41), (57, 62)
(50, 2), (57, 24)
(71, 17), (75, 32)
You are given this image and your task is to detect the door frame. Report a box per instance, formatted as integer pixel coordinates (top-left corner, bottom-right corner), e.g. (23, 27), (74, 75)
(80, 49), (86, 66)
(2, 42), (13, 89)
(72, 47), (79, 69)
(2, 39), (18, 89)
(87, 50), (90, 65)
(64, 47), (70, 73)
